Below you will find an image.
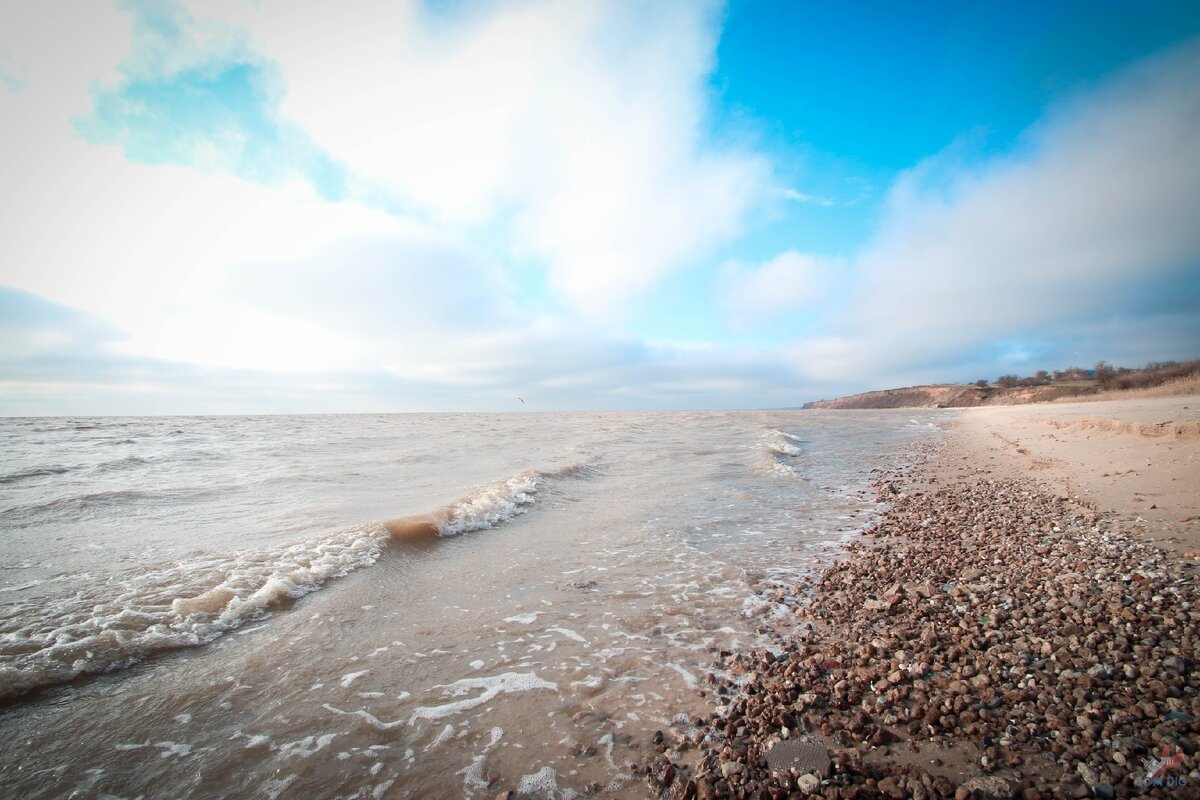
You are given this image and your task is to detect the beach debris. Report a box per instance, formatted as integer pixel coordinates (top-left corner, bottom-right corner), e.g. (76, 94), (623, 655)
(763, 738), (830, 777)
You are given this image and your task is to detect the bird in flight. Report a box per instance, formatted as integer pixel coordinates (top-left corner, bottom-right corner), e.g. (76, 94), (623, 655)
(517, 397), (525, 404)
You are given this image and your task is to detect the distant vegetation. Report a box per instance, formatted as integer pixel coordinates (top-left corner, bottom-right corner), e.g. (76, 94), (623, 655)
(804, 359), (1199, 410)
(978, 359), (1200, 392)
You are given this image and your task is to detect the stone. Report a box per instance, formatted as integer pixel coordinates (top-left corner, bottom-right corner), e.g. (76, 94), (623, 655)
(1163, 655), (1187, 673)
(719, 761), (743, 778)
(796, 773), (821, 794)
(1075, 763), (1099, 786)
(959, 776), (1011, 799)
(877, 776), (905, 799)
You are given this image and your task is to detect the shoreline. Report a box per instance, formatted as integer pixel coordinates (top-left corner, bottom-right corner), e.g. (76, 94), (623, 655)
(639, 397), (1200, 799)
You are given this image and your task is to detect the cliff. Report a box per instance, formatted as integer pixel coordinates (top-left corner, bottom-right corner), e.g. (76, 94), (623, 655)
(802, 383), (1096, 410)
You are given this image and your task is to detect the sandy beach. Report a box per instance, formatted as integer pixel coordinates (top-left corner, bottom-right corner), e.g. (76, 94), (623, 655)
(640, 396), (1200, 799)
(950, 397), (1200, 556)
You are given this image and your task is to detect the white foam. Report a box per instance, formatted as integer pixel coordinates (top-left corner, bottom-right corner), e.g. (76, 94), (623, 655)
(570, 675), (604, 689)
(457, 727), (504, 793)
(340, 670), (368, 688)
(503, 612), (542, 625)
(0, 521), (392, 702)
(155, 741), (192, 758)
(517, 766), (559, 796)
(323, 704), (406, 731)
(426, 723), (455, 750)
(435, 473), (541, 536)
(469, 659), (485, 670)
(547, 627), (589, 645)
(277, 733), (337, 759)
(667, 663), (698, 688)
(263, 775), (297, 800)
(410, 672), (558, 722)
(769, 440), (803, 457)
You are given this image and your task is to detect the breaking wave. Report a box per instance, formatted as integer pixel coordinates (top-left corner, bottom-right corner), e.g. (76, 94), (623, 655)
(0, 463), (589, 703)
(760, 427), (807, 478)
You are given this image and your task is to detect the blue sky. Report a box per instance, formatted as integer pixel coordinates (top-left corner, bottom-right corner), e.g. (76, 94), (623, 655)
(1, 0), (1199, 414)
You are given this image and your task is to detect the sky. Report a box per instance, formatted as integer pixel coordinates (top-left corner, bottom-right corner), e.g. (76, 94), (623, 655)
(2, 0), (1199, 415)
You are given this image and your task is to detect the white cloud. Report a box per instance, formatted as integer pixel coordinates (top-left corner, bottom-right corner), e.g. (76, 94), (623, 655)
(0, 1), (518, 376)
(781, 188), (835, 207)
(786, 37), (1200, 380)
(2, 0), (775, 404)
(201, 0), (767, 312)
(720, 251), (838, 326)
(1, 133), (418, 372)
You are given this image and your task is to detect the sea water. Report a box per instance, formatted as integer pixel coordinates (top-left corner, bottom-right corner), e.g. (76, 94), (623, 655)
(0, 409), (948, 798)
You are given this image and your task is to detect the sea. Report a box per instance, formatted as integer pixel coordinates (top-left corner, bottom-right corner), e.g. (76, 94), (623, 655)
(0, 409), (948, 799)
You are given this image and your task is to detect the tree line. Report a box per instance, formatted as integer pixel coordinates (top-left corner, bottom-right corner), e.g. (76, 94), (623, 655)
(976, 359), (1200, 390)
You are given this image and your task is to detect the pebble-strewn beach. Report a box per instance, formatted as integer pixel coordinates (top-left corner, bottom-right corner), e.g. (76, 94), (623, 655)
(637, 399), (1200, 799)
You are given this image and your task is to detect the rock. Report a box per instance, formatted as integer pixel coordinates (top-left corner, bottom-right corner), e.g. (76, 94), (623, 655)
(796, 773), (821, 794)
(635, 470), (1200, 800)
(959, 776), (1011, 799)
(1076, 763), (1100, 786)
(877, 776), (905, 799)
(1164, 655), (1187, 673)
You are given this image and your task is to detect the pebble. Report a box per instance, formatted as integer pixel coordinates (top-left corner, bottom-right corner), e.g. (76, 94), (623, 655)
(795, 773), (820, 794)
(638, 458), (1200, 799)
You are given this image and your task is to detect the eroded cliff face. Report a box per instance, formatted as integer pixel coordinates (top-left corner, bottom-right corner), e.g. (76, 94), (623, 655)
(802, 384), (1093, 409)
(802, 385), (986, 409)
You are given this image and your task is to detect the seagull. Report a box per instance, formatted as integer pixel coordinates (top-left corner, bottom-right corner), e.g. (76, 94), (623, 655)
(517, 397), (525, 404)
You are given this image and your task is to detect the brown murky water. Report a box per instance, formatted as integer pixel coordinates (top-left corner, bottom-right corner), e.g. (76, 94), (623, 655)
(0, 410), (947, 798)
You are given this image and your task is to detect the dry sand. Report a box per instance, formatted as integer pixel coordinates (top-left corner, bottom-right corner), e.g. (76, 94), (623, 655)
(949, 396), (1200, 555)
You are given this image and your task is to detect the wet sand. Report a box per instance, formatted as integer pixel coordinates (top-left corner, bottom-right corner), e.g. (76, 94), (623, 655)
(639, 397), (1200, 799)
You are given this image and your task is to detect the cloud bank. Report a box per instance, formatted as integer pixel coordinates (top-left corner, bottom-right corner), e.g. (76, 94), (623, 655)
(1, 4), (1198, 414)
(739, 38), (1200, 384)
